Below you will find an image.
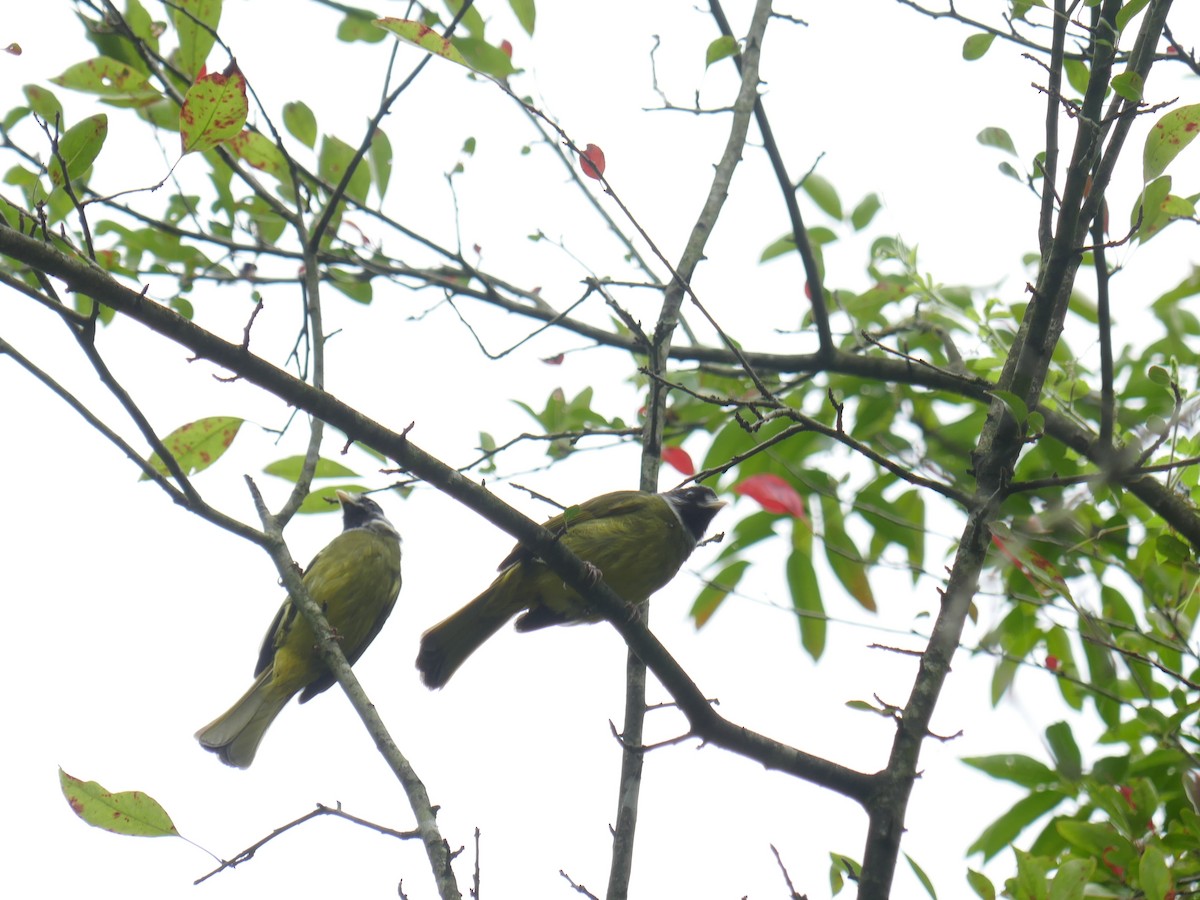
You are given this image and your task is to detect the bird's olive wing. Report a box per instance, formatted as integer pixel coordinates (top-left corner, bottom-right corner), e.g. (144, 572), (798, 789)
(494, 491), (649, 571)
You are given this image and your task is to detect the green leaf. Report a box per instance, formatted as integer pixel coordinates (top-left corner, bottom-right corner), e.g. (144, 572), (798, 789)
(1115, 0), (1151, 31)
(1064, 59), (1090, 95)
(800, 172), (843, 219)
(1013, 848), (1052, 900)
(1110, 71), (1143, 102)
(48, 114), (107, 188)
(691, 560), (750, 628)
(59, 769), (179, 837)
(370, 127), (393, 199)
(905, 854), (937, 899)
(337, 11), (388, 43)
(977, 126), (1017, 156)
(263, 455), (360, 481)
(850, 193), (881, 230)
(760, 234), (797, 262)
(283, 101), (317, 148)
(1156, 533), (1191, 565)
(444, 0), (486, 37)
(1045, 721), (1082, 781)
(179, 67), (248, 155)
(966, 869), (996, 900)
(788, 520), (826, 659)
(170, 0), (223, 80)
(1138, 844), (1171, 900)
(962, 32), (996, 60)
(328, 267), (373, 303)
(705, 35), (738, 69)
(967, 791), (1067, 860)
(819, 494), (875, 611)
(509, 0), (536, 35)
(1047, 857), (1095, 900)
(1147, 364), (1171, 385)
(1055, 820), (1120, 856)
(453, 38), (518, 80)
(1143, 104), (1200, 183)
(319, 135), (371, 205)
(962, 754), (1057, 788)
(141, 416), (244, 480)
(989, 389), (1028, 426)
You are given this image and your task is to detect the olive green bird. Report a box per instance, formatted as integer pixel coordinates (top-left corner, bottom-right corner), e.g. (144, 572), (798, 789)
(196, 491), (402, 768)
(416, 485), (725, 688)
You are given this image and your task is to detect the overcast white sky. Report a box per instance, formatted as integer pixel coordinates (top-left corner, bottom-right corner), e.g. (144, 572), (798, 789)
(3, 2), (1199, 899)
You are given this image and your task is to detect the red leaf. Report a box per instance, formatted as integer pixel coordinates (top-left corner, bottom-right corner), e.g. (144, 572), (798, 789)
(500, 40), (513, 58)
(990, 534), (1028, 576)
(579, 143), (606, 179)
(541, 353), (564, 365)
(662, 445), (695, 476)
(733, 473), (805, 518)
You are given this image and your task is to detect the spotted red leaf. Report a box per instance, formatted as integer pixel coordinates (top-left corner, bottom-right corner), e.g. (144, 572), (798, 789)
(662, 445), (695, 476)
(579, 143), (605, 179)
(733, 473), (804, 517)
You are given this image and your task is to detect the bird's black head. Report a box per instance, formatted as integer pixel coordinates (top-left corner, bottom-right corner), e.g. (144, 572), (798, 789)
(662, 484), (726, 542)
(337, 491), (400, 540)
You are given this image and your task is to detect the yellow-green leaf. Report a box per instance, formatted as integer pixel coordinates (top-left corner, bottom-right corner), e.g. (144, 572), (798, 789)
(760, 233), (797, 262)
(48, 114), (107, 188)
(800, 172), (842, 219)
(141, 416), (244, 480)
(170, 0), (223, 80)
(23, 84), (63, 124)
(375, 19), (470, 68)
(50, 56), (160, 106)
(318, 135), (371, 205)
(263, 455), (360, 481)
(1143, 103), (1200, 183)
(508, 0), (536, 35)
(705, 35), (738, 69)
(1110, 71), (1143, 102)
(283, 100), (317, 148)
(59, 769), (178, 837)
(963, 32), (995, 60)
(228, 130), (285, 179)
(179, 67), (248, 155)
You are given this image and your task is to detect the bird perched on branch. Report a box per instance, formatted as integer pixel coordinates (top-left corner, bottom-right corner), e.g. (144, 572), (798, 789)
(196, 491), (402, 768)
(416, 485), (724, 688)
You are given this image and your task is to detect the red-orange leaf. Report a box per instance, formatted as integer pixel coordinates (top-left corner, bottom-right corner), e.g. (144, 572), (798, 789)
(734, 473), (805, 517)
(662, 445), (695, 475)
(579, 143), (605, 179)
